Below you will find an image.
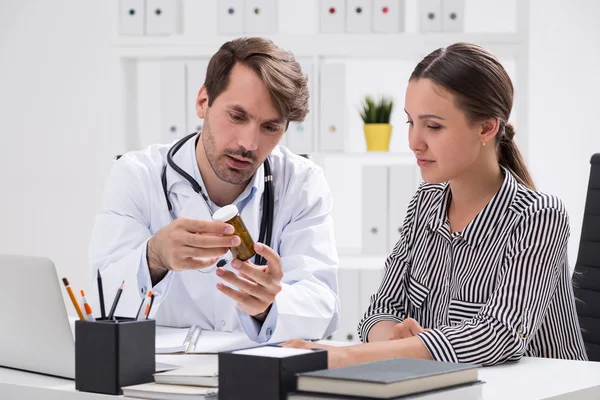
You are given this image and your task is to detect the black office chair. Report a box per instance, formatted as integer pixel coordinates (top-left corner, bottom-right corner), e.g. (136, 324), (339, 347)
(572, 153), (600, 361)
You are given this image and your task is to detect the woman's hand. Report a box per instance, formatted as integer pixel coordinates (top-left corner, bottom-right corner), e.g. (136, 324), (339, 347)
(388, 318), (430, 340)
(281, 339), (352, 369)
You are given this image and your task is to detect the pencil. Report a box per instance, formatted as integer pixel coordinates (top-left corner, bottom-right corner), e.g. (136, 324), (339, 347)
(107, 280), (125, 320)
(146, 293), (155, 320)
(62, 278), (84, 320)
(97, 270), (106, 319)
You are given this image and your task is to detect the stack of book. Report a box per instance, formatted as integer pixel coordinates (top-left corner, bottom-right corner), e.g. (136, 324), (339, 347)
(122, 364), (219, 400)
(289, 358), (482, 399)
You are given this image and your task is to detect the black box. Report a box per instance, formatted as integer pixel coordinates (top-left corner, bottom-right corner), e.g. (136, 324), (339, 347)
(218, 346), (328, 400)
(75, 318), (155, 395)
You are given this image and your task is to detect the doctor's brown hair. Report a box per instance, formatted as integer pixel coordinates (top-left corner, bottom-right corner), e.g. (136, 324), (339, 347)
(410, 42), (535, 190)
(203, 37), (309, 124)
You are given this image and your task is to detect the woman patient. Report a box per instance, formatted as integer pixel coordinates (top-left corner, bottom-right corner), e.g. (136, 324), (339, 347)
(284, 42), (587, 368)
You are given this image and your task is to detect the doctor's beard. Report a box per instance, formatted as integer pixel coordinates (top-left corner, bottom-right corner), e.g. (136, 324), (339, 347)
(201, 115), (258, 185)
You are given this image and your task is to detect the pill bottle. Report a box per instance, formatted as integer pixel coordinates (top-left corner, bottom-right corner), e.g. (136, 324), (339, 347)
(212, 204), (256, 261)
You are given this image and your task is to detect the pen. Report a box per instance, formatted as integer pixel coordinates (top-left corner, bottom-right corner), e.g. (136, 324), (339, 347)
(80, 290), (95, 322)
(136, 290), (153, 320)
(146, 293), (155, 320)
(62, 278), (85, 320)
(135, 296), (145, 320)
(107, 280), (125, 320)
(97, 270), (106, 319)
(184, 325), (202, 353)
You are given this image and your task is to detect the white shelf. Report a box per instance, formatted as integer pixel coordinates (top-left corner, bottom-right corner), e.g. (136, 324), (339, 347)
(114, 33), (526, 60)
(309, 151), (416, 166)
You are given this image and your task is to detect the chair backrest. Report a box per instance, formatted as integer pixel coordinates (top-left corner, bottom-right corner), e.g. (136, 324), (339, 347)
(572, 153), (600, 361)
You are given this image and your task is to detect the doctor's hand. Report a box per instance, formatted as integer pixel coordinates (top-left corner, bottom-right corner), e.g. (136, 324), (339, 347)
(147, 217), (240, 284)
(215, 243), (283, 322)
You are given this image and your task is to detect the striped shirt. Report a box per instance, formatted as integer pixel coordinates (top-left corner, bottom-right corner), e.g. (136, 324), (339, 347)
(358, 169), (588, 365)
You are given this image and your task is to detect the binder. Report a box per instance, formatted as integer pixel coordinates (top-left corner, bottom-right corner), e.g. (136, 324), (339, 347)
(372, 0), (404, 33)
(346, 0), (372, 33)
(186, 61), (209, 134)
(359, 267), (385, 322)
(145, 0), (181, 36)
(334, 266), (361, 342)
(388, 164), (417, 252)
(287, 60), (315, 154)
(319, 62), (346, 152)
(160, 62), (187, 144)
(245, 0), (277, 33)
(442, 0), (465, 32)
(419, 0), (442, 33)
(361, 165), (389, 254)
(319, 0), (346, 33)
(218, 0), (245, 34)
(119, 0), (145, 35)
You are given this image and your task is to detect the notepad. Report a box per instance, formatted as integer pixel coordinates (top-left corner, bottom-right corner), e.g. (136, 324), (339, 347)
(122, 383), (217, 400)
(296, 358), (480, 399)
(154, 364), (219, 387)
(155, 327), (263, 354)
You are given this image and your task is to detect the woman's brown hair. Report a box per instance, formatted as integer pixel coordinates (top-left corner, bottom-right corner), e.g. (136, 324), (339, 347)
(410, 42), (535, 190)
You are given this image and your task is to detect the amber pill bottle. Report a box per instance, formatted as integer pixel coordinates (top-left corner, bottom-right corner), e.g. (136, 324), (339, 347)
(212, 204), (256, 261)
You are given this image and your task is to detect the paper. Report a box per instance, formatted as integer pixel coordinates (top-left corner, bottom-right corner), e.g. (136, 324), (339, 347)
(156, 327), (263, 354)
(122, 382), (217, 397)
(233, 346), (315, 358)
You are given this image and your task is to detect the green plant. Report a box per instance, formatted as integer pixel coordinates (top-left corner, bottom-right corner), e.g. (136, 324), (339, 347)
(359, 95), (394, 124)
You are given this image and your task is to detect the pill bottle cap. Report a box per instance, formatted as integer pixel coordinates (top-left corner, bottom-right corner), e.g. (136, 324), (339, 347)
(212, 204), (239, 222)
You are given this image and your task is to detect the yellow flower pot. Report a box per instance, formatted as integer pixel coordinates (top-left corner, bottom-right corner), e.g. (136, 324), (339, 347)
(364, 123), (392, 151)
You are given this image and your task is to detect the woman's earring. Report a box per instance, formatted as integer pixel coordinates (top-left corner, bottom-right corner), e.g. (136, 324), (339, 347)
(481, 139), (486, 147)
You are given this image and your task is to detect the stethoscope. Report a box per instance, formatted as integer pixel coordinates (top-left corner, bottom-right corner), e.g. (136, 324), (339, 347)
(161, 132), (274, 269)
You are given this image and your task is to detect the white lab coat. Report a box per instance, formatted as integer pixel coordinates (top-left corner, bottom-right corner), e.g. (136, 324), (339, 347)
(88, 134), (340, 343)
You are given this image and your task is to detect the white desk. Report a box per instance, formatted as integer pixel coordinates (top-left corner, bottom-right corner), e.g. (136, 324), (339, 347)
(1, 356), (600, 400)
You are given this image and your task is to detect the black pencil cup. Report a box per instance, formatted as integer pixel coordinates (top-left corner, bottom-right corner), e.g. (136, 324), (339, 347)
(75, 317), (155, 395)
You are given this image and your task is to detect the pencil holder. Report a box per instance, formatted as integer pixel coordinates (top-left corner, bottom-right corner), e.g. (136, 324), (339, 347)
(75, 317), (155, 395)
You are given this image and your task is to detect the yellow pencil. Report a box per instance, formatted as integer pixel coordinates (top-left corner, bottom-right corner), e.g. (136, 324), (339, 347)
(62, 278), (84, 320)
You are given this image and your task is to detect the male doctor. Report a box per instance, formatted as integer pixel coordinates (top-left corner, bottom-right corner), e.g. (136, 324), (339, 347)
(89, 37), (340, 343)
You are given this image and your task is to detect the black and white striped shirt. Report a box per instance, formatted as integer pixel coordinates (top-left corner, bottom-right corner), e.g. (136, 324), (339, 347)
(358, 169), (588, 365)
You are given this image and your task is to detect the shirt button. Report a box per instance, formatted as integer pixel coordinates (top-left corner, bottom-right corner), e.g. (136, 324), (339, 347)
(266, 327), (273, 337)
(141, 287), (147, 294)
(221, 320), (226, 326)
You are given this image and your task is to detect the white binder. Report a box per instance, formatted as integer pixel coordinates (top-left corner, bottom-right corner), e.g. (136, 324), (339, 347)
(245, 0), (277, 33)
(319, 62), (346, 152)
(361, 165), (390, 254)
(419, 0), (442, 32)
(319, 0), (346, 33)
(442, 0), (465, 32)
(145, 0), (181, 36)
(372, 0), (404, 33)
(388, 164), (417, 252)
(160, 62), (187, 144)
(218, 0), (245, 34)
(119, 0), (145, 35)
(287, 60), (315, 155)
(186, 61), (209, 135)
(346, 0), (372, 33)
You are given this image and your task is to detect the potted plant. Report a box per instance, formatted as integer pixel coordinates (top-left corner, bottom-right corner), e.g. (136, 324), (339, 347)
(359, 95), (394, 151)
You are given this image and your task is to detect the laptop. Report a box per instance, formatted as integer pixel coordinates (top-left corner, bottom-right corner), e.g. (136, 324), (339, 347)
(0, 254), (76, 379)
(0, 254), (180, 380)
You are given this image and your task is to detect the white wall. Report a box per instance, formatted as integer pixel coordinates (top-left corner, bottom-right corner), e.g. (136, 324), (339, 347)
(0, 0), (122, 311)
(0, 0), (598, 317)
(528, 0), (600, 268)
